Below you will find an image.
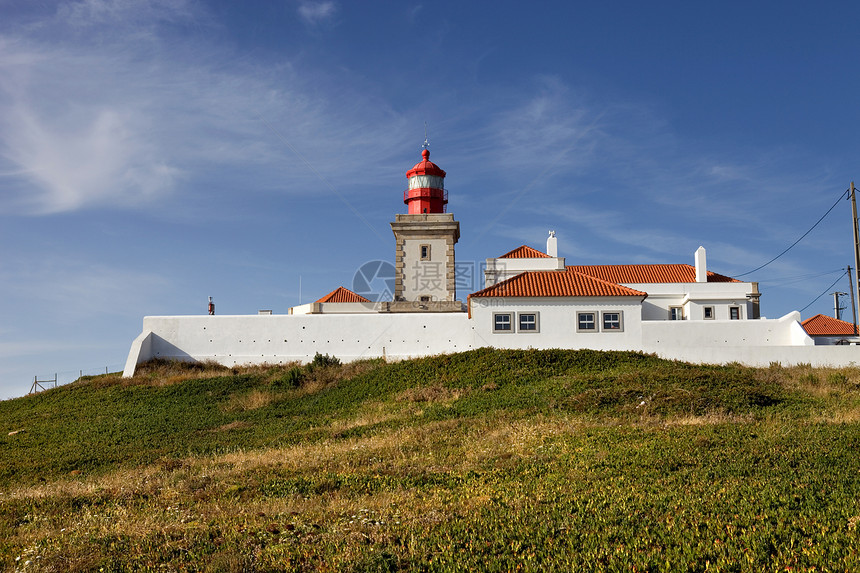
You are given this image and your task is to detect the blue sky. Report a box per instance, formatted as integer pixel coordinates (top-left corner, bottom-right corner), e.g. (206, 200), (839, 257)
(2, 0), (860, 398)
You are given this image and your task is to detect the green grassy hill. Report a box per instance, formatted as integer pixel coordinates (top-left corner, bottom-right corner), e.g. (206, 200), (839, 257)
(2, 349), (860, 572)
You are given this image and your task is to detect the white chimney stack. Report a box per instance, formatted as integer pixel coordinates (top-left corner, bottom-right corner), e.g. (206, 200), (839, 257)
(547, 230), (558, 257)
(694, 246), (707, 283)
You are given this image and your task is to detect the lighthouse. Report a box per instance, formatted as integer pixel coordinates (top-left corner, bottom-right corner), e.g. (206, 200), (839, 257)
(404, 148), (448, 214)
(390, 148), (462, 310)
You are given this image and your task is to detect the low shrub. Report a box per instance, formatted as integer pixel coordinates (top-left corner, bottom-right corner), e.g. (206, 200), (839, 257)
(309, 352), (341, 369)
(273, 367), (304, 389)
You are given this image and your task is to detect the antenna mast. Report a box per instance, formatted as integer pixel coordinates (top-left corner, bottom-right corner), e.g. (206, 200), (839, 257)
(422, 122), (430, 150)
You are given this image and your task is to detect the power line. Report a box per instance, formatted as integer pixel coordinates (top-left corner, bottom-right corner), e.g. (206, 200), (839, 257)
(756, 268), (845, 286)
(799, 269), (849, 313)
(736, 187), (849, 277)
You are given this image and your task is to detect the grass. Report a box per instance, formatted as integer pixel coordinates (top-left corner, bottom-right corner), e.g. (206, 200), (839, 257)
(1, 349), (860, 571)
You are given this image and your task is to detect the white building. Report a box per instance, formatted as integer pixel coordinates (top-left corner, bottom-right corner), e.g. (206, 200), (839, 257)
(122, 149), (860, 376)
(801, 314), (860, 345)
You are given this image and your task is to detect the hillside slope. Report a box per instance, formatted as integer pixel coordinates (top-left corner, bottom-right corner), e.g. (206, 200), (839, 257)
(2, 349), (860, 571)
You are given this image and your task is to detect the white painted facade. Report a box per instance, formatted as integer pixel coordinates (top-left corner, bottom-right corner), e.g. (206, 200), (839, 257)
(632, 282), (755, 321)
(469, 296), (645, 351)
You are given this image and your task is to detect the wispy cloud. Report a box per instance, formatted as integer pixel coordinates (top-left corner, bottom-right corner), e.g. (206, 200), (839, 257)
(56, 0), (201, 30)
(0, 34), (200, 213)
(297, 1), (337, 26)
(0, 2), (397, 215)
(449, 75), (603, 179)
(2, 100), (181, 213)
(407, 4), (423, 24)
(492, 76), (601, 168)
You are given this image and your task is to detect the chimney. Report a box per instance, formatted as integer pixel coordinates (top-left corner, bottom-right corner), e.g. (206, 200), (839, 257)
(694, 246), (707, 283)
(547, 230), (558, 257)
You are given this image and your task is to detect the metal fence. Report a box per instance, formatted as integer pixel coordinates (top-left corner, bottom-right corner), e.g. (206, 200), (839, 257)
(29, 364), (126, 394)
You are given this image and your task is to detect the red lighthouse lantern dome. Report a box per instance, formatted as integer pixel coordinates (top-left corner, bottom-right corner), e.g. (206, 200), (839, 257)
(404, 149), (448, 214)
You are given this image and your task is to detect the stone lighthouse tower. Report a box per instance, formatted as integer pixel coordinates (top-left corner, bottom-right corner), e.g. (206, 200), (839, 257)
(389, 148), (462, 311)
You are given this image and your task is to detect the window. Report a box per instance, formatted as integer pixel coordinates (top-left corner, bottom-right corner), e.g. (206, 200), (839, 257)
(419, 295), (431, 303)
(493, 313), (513, 333)
(602, 311), (623, 331)
(669, 307), (684, 321)
(518, 312), (539, 333)
(420, 244), (431, 261)
(703, 306), (714, 320)
(730, 306), (741, 320)
(577, 312), (596, 332)
(409, 175), (445, 190)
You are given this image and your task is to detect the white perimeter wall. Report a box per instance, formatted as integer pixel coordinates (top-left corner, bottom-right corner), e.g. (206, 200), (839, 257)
(123, 310), (860, 377)
(124, 313), (474, 376)
(641, 311), (810, 348)
(639, 312), (860, 367)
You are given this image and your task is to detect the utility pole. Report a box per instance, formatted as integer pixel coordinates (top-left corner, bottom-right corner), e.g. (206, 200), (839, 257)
(852, 181), (860, 335)
(849, 266), (858, 335)
(833, 291), (848, 320)
(832, 291), (848, 320)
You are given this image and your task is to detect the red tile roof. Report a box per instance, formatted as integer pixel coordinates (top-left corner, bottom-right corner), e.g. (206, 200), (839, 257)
(316, 286), (371, 304)
(498, 245), (550, 259)
(470, 270), (647, 299)
(567, 264), (739, 284)
(801, 314), (858, 336)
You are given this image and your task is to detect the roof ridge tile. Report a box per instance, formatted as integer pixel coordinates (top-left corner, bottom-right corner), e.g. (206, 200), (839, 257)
(316, 286), (371, 304)
(498, 245), (550, 259)
(470, 270), (647, 299)
(567, 263), (739, 283)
